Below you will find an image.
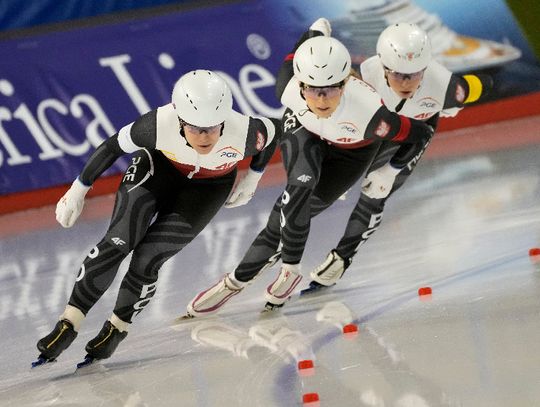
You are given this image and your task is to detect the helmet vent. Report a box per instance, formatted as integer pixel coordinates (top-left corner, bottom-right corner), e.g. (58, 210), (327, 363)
(216, 92), (225, 110)
(185, 93), (197, 110)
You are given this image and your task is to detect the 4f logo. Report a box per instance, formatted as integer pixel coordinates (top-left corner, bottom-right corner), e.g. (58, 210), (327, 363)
(215, 162), (235, 171)
(297, 174), (312, 183)
(111, 237), (126, 245)
(414, 112), (434, 120)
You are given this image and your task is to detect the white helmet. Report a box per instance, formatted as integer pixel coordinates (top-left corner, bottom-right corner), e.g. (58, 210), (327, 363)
(293, 36), (351, 86)
(171, 70), (233, 127)
(376, 23), (431, 74)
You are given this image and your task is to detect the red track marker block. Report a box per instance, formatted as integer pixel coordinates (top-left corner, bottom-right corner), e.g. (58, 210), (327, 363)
(343, 323), (359, 338)
(418, 286), (433, 301)
(298, 359), (315, 377)
(529, 248), (540, 263)
(418, 287), (432, 296)
(303, 392), (320, 406)
(298, 359), (314, 370)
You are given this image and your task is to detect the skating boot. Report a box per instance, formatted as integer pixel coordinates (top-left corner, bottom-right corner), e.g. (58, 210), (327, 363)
(33, 320), (78, 367)
(264, 264), (302, 310)
(301, 250), (351, 295)
(77, 320), (127, 368)
(185, 273), (244, 318)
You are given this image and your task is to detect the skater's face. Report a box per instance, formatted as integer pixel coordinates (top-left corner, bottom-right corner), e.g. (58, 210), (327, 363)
(301, 81), (345, 118)
(384, 66), (425, 99)
(181, 121), (223, 154)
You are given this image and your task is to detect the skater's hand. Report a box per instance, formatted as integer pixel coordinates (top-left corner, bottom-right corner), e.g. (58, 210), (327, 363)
(310, 18), (331, 36)
(55, 178), (91, 228)
(362, 163), (401, 199)
(225, 168), (263, 208)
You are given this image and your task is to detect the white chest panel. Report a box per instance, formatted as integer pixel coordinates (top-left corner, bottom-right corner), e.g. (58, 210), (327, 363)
(281, 77), (383, 145)
(155, 104), (249, 170)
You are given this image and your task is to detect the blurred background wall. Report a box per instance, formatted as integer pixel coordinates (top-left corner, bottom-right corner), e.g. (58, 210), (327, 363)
(0, 0), (539, 214)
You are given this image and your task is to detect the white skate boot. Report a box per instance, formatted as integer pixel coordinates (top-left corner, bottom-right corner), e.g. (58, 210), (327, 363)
(264, 264), (302, 310)
(301, 250), (351, 295)
(186, 274), (244, 318)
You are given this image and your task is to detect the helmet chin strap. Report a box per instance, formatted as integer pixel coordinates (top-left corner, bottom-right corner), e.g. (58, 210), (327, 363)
(384, 71), (390, 88)
(177, 117), (192, 148)
(179, 127), (193, 148)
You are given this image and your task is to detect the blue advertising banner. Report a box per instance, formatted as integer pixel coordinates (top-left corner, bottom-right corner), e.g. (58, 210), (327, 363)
(0, 2), (288, 195)
(0, 0), (538, 197)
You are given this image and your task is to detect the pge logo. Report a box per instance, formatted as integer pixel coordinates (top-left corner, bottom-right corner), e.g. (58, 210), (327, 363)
(221, 151), (238, 158)
(420, 101), (436, 108)
(418, 97), (440, 109)
(339, 121), (358, 135)
(283, 111), (297, 131)
(218, 146), (242, 159)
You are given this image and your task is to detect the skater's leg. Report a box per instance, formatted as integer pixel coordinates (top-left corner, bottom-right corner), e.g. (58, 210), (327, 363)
(335, 143), (418, 260)
(186, 195), (283, 317)
(86, 175), (233, 359)
(265, 140), (382, 306)
(233, 196), (284, 282)
(67, 160), (160, 316)
(307, 141), (426, 290)
(186, 119), (325, 316)
(37, 150), (160, 361)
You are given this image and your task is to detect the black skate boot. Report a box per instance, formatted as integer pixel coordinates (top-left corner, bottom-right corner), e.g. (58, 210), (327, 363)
(33, 320), (78, 367)
(85, 320), (127, 359)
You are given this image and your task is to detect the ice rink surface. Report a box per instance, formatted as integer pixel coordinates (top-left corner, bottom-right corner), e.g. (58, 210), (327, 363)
(1, 118), (539, 406)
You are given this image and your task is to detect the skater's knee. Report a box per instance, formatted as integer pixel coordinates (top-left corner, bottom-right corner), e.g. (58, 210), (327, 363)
(129, 248), (173, 280)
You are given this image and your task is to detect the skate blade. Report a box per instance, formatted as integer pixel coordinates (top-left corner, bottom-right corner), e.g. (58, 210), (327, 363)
(76, 355), (97, 370)
(172, 313), (196, 324)
(299, 282), (333, 296)
(176, 313), (195, 321)
(31, 356), (56, 369)
(171, 313), (208, 330)
(261, 301), (285, 313)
